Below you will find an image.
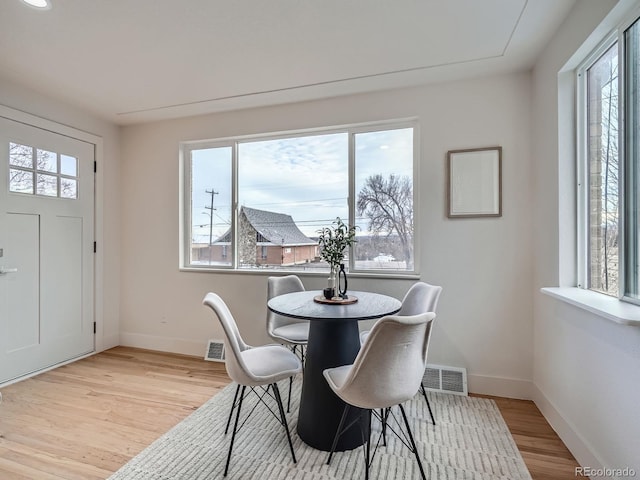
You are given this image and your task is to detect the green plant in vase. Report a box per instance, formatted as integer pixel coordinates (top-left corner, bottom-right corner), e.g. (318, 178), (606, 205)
(317, 217), (357, 298)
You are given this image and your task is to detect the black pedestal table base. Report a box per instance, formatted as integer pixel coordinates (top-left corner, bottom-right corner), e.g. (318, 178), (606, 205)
(296, 319), (368, 451)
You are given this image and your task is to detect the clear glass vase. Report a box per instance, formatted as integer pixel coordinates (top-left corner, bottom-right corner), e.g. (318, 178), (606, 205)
(327, 265), (338, 297)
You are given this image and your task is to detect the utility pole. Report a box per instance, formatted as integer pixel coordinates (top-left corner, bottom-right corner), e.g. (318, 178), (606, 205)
(204, 189), (219, 263)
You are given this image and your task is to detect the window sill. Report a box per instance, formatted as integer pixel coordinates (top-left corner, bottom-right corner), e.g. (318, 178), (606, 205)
(541, 287), (640, 326)
(179, 266), (420, 280)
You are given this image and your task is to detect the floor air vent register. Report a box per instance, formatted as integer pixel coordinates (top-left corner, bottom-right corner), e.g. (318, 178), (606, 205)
(423, 364), (468, 396)
(204, 340), (225, 362)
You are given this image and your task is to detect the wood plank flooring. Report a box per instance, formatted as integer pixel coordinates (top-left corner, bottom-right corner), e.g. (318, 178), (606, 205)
(472, 394), (586, 479)
(0, 347), (583, 479)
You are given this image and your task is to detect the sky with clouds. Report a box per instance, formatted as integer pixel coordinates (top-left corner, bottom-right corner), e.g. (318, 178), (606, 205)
(190, 127), (412, 242)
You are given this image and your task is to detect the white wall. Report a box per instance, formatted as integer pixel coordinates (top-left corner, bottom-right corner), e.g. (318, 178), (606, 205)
(120, 72), (534, 398)
(531, 0), (640, 475)
(0, 77), (122, 352)
(2, 1), (638, 470)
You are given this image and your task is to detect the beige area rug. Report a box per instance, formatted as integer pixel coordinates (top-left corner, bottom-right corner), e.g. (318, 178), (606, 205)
(108, 377), (532, 479)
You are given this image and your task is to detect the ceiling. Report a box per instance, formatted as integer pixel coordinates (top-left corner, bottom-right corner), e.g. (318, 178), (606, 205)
(0, 0), (576, 125)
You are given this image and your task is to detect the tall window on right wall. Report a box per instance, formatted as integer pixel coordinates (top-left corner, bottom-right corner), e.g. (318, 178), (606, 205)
(586, 42), (619, 296)
(580, 14), (640, 303)
(624, 18), (640, 301)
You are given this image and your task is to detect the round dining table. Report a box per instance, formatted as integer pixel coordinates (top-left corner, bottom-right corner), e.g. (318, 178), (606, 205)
(267, 290), (401, 452)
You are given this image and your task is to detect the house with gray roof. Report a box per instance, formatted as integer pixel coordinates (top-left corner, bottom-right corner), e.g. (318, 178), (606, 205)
(194, 207), (318, 267)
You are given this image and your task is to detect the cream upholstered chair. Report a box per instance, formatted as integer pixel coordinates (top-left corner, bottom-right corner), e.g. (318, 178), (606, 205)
(267, 275), (309, 346)
(324, 313), (435, 480)
(359, 282), (442, 425)
(203, 293), (302, 477)
(267, 275), (309, 410)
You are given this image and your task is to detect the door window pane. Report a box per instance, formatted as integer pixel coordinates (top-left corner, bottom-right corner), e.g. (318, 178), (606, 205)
(37, 149), (57, 173)
(355, 128), (414, 271)
(9, 143), (33, 168)
(190, 146), (233, 267)
(60, 178), (78, 199)
(9, 168), (34, 193)
(36, 173), (58, 196)
(60, 154), (77, 176)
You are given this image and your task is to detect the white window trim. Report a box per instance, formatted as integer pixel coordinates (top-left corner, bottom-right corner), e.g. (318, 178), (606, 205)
(179, 118), (420, 277)
(544, 2), (640, 327)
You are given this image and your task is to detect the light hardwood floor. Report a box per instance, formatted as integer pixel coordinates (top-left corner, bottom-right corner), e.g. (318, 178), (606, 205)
(0, 347), (583, 480)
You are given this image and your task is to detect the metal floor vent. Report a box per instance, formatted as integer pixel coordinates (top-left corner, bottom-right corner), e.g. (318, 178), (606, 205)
(204, 340), (225, 362)
(423, 363), (467, 396)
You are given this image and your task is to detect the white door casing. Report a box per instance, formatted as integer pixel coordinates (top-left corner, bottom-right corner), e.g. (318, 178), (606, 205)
(0, 116), (95, 384)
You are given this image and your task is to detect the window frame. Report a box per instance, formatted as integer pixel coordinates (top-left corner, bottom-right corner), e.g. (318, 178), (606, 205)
(179, 118), (420, 277)
(621, 12), (640, 305)
(576, 32), (619, 293)
(8, 142), (80, 200)
(576, 11), (640, 304)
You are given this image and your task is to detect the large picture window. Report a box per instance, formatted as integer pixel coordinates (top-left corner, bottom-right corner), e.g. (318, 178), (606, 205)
(182, 121), (417, 274)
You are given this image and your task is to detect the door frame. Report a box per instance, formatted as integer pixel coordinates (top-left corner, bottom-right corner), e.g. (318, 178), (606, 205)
(0, 104), (106, 359)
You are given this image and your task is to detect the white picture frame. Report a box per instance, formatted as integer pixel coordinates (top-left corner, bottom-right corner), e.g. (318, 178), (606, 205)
(447, 146), (502, 218)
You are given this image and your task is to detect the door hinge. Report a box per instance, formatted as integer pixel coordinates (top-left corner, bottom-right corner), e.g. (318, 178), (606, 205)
(93, 321), (96, 334)
(93, 241), (97, 253)
(94, 161), (97, 173)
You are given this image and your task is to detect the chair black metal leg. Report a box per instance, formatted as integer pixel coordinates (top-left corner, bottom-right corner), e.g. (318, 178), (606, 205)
(420, 384), (435, 425)
(225, 384), (241, 435)
(273, 382), (297, 464)
(399, 404), (427, 480)
(327, 403), (350, 465)
(365, 409), (372, 480)
(287, 375), (293, 413)
(381, 408), (388, 446)
(290, 344), (305, 369)
(224, 385), (246, 477)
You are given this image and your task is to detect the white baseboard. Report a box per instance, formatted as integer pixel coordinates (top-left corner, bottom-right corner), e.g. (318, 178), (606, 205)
(531, 384), (609, 478)
(467, 373), (533, 399)
(97, 333), (120, 352)
(0, 351), (96, 388)
(119, 332), (207, 357)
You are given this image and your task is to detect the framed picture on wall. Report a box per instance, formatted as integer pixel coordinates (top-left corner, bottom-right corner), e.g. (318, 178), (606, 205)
(447, 146), (502, 218)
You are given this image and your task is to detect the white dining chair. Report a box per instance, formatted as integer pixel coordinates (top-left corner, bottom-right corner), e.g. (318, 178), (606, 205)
(324, 312), (436, 480)
(359, 282), (442, 425)
(203, 292), (302, 477)
(267, 275), (309, 411)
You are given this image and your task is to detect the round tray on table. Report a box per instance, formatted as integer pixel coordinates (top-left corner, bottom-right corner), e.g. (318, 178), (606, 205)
(313, 294), (358, 305)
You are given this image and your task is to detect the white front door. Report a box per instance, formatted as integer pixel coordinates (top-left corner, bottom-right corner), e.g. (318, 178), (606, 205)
(0, 116), (95, 384)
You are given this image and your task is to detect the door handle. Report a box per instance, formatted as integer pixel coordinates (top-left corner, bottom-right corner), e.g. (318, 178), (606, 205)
(0, 268), (18, 275)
